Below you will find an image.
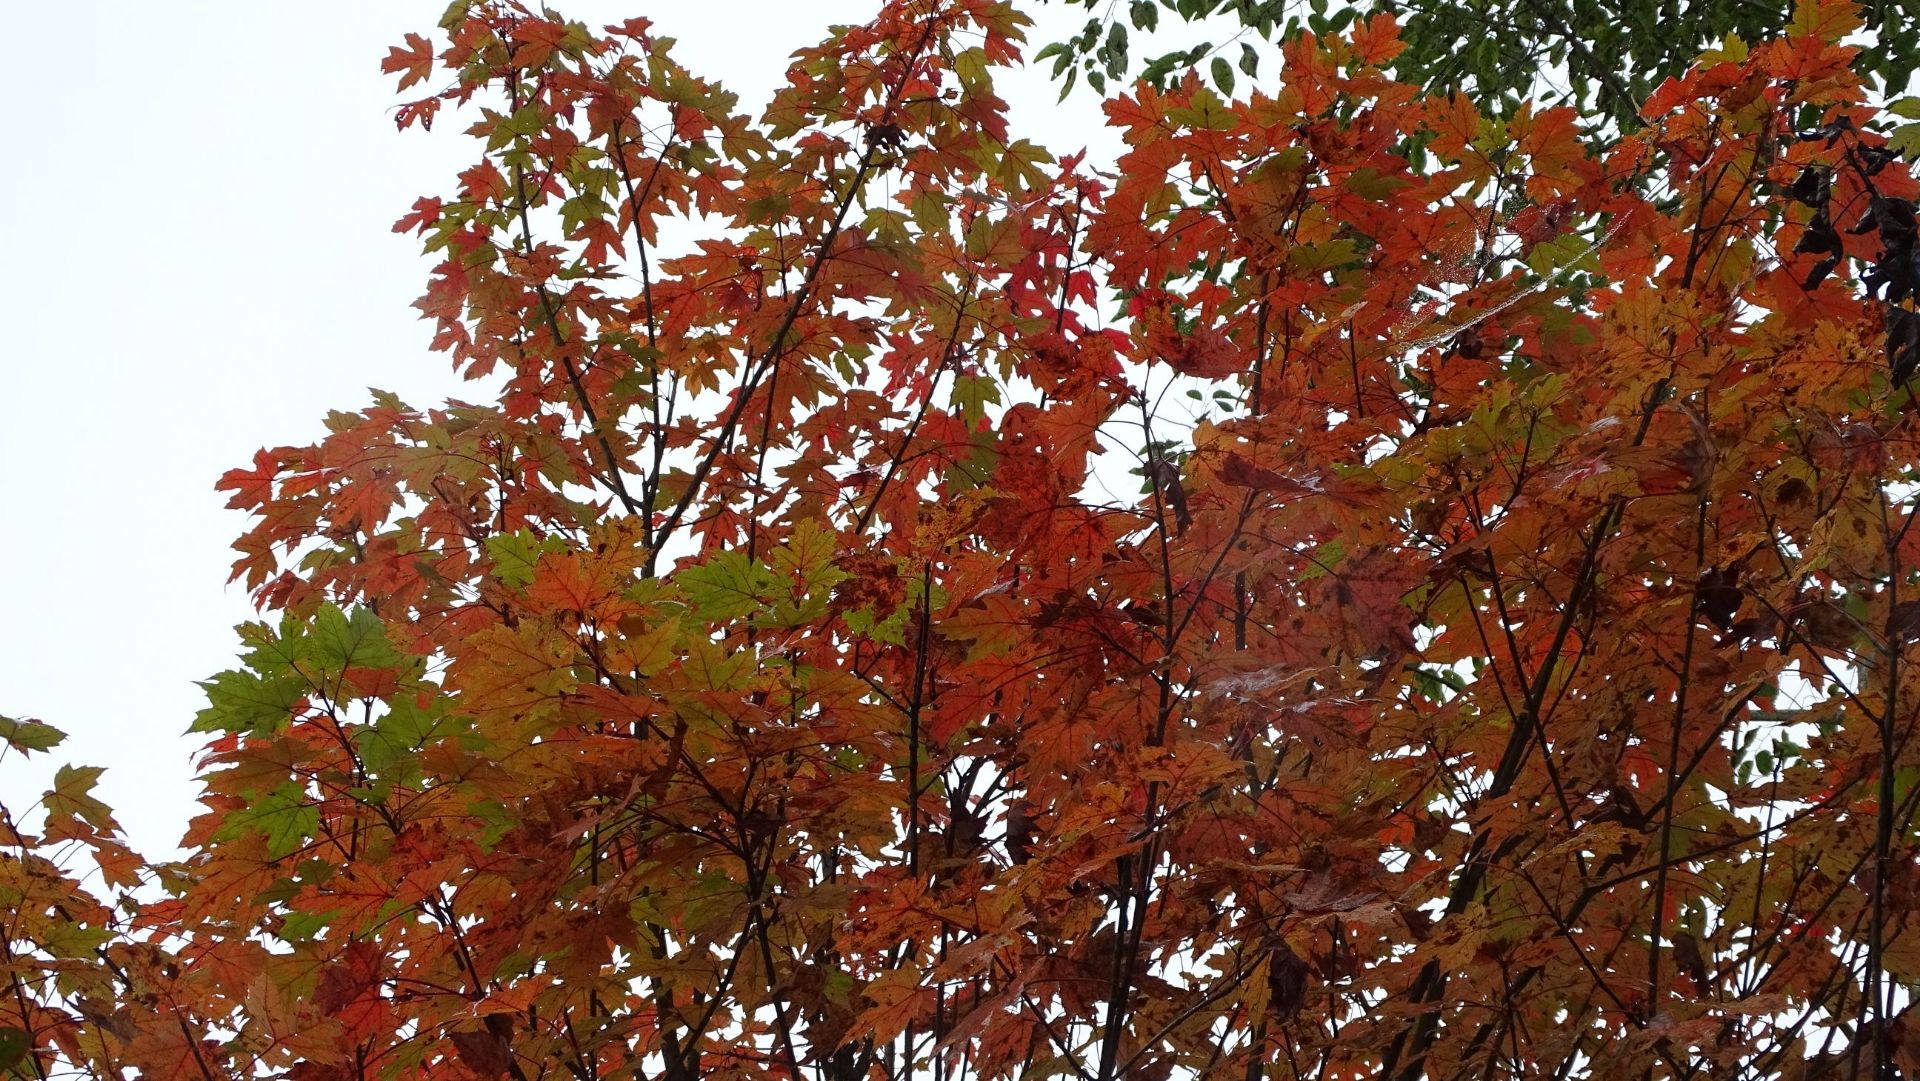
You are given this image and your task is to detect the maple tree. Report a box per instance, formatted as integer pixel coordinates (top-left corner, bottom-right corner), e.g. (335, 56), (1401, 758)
(12, 0), (1920, 1078)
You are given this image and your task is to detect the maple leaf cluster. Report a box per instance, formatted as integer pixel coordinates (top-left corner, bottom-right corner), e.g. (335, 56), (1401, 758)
(13, 0), (1920, 1078)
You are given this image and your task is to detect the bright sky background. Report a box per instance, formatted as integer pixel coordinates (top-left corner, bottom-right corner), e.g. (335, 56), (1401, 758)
(1, 1), (1131, 858)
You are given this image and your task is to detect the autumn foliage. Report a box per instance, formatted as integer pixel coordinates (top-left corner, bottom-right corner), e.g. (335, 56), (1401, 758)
(12, 0), (1920, 1077)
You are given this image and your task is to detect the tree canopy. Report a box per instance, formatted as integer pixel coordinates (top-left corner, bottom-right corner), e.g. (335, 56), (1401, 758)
(1039, 0), (1920, 127)
(9, 0), (1920, 1079)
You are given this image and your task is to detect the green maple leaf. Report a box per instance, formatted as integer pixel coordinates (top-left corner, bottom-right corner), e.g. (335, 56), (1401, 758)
(679, 551), (777, 622)
(0, 715), (65, 755)
(216, 781), (318, 861)
(310, 604), (404, 675)
(194, 668), (305, 736)
(486, 530), (569, 588)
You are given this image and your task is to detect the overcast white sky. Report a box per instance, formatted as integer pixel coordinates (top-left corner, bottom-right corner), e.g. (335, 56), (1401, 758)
(0, 2), (1130, 858)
